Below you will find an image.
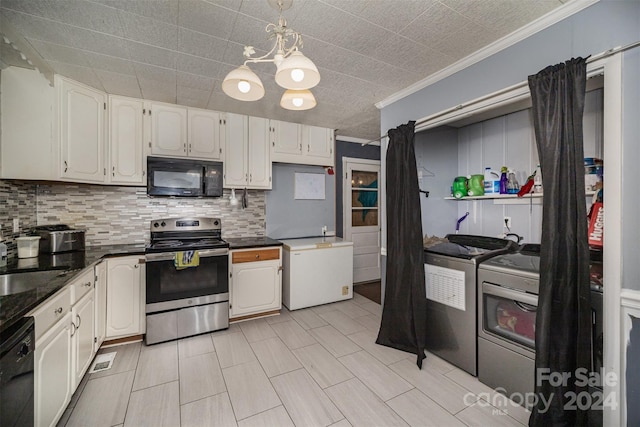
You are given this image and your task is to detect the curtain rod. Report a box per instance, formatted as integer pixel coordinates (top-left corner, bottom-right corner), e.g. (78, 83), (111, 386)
(360, 133), (388, 146)
(363, 40), (640, 147)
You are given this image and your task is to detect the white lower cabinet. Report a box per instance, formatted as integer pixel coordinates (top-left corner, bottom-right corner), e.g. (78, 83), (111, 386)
(30, 286), (73, 427)
(28, 255), (145, 427)
(71, 290), (95, 388)
(34, 312), (72, 427)
(230, 247), (282, 318)
(106, 256), (145, 339)
(94, 261), (107, 352)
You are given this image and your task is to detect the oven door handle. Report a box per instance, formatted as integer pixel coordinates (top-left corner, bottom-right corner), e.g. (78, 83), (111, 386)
(146, 248), (228, 262)
(482, 282), (538, 307)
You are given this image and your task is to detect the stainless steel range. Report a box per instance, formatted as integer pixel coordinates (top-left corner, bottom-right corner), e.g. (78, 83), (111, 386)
(145, 217), (229, 345)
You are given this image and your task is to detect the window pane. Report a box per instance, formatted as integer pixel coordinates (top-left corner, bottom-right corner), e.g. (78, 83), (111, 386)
(352, 171), (378, 188)
(352, 209), (378, 227)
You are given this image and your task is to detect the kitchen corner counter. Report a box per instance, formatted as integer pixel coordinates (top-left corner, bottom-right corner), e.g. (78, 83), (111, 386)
(0, 244), (146, 336)
(226, 236), (283, 249)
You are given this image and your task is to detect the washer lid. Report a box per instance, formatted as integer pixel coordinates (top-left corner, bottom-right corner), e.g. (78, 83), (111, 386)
(424, 234), (517, 259)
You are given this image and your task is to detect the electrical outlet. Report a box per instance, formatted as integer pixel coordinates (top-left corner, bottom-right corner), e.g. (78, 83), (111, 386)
(504, 216), (512, 229)
(322, 225), (328, 234)
(12, 218), (19, 233)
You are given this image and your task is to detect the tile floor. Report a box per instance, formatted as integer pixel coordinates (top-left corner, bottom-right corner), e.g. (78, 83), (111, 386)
(57, 293), (531, 427)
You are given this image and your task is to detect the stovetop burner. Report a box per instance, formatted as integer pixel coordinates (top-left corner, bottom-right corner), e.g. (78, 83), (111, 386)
(147, 238), (228, 251)
(146, 217), (228, 253)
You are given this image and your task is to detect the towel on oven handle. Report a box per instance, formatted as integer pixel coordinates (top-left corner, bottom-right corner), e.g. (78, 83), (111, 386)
(174, 250), (200, 270)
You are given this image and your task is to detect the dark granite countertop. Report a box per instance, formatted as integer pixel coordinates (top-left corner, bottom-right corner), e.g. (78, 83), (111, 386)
(0, 244), (146, 335)
(226, 236), (283, 249)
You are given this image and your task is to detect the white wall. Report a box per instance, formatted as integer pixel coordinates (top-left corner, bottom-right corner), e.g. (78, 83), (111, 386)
(414, 88), (602, 244)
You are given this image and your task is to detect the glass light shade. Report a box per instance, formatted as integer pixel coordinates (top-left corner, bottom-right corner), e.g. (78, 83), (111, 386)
(222, 65), (265, 101)
(280, 89), (316, 110)
(275, 51), (320, 90)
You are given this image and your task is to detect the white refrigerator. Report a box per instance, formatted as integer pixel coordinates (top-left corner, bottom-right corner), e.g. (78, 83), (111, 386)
(280, 237), (354, 310)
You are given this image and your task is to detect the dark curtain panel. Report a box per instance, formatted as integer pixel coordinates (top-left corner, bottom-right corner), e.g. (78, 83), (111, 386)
(376, 121), (427, 368)
(528, 57), (591, 426)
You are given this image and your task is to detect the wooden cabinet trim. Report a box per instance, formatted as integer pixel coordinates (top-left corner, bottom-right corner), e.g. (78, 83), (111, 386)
(232, 248), (280, 263)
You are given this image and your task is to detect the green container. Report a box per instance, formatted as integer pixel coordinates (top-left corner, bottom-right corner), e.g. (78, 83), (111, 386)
(467, 174), (484, 196)
(452, 176), (467, 199)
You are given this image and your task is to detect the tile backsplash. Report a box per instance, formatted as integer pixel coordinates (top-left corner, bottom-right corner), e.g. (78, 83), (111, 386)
(0, 180), (266, 252)
(0, 180), (38, 257)
(36, 184), (266, 246)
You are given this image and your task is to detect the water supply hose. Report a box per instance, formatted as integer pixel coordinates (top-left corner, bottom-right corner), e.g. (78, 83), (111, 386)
(456, 212), (470, 233)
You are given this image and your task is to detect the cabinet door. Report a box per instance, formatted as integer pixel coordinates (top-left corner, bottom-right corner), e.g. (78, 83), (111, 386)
(109, 96), (145, 184)
(223, 113), (249, 188)
(106, 256), (143, 339)
(302, 125), (334, 166)
(35, 313), (72, 427)
(94, 261), (107, 352)
(271, 120), (301, 156)
(72, 290), (95, 388)
(150, 102), (187, 156)
(59, 76), (106, 183)
(188, 108), (223, 160)
(248, 116), (272, 189)
(231, 258), (281, 317)
(1, 67), (57, 181)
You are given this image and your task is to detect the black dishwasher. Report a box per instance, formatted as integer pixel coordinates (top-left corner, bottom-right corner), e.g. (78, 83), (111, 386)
(1, 316), (35, 427)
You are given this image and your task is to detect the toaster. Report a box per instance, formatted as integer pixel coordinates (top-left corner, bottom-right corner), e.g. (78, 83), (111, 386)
(29, 224), (86, 253)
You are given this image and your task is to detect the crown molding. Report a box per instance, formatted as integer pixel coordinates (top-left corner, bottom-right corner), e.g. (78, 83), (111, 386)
(375, 0), (600, 110)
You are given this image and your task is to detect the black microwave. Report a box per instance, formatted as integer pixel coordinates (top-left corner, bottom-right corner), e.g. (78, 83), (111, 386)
(147, 156), (223, 197)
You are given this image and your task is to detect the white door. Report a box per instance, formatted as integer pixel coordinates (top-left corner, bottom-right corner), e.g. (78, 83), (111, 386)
(188, 108), (223, 160)
(59, 76), (106, 183)
(248, 116), (272, 189)
(344, 158), (381, 283)
(150, 102), (187, 156)
(109, 96), (144, 184)
(106, 257), (142, 339)
(270, 120), (301, 155)
(223, 113), (249, 187)
(302, 125), (333, 162)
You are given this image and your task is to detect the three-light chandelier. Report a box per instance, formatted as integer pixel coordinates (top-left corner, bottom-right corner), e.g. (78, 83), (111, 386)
(222, 0), (320, 110)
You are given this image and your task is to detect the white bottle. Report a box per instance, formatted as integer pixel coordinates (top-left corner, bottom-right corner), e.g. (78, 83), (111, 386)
(484, 167), (500, 194)
(0, 231), (7, 267)
(534, 164), (543, 193)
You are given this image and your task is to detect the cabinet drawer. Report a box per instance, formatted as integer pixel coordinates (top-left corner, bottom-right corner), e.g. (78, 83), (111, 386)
(232, 248), (280, 264)
(29, 286), (72, 341)
(70, 269), (94, 304)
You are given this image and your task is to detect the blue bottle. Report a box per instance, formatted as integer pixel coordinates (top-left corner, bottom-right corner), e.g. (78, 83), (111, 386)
(499, 166), (508, 194)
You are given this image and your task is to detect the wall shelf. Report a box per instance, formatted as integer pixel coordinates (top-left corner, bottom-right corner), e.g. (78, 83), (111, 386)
(445, 191), (596, 205)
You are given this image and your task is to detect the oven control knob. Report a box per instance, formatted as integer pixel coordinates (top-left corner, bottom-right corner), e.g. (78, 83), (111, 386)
(153, 222), (159, 228)
(214, 220), (219, 226)
(161, 221), (166, 227)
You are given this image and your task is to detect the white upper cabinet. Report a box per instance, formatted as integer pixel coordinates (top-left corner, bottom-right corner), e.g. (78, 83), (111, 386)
(108, 96), (145, 185)
(58, 75), (107, 183)
(302, 124), (334, 164)
(271, 120), (301, 156)
(271, 120), (335, 167)
(188, 109), (224, 160)
(247, 116), (272, 188)
(149, 102), (188, 157)
(149, 102), (223, 160)
(224, 113), (249, 187)
(0, 67), (57, 181)
(224, 114), (272, 189)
